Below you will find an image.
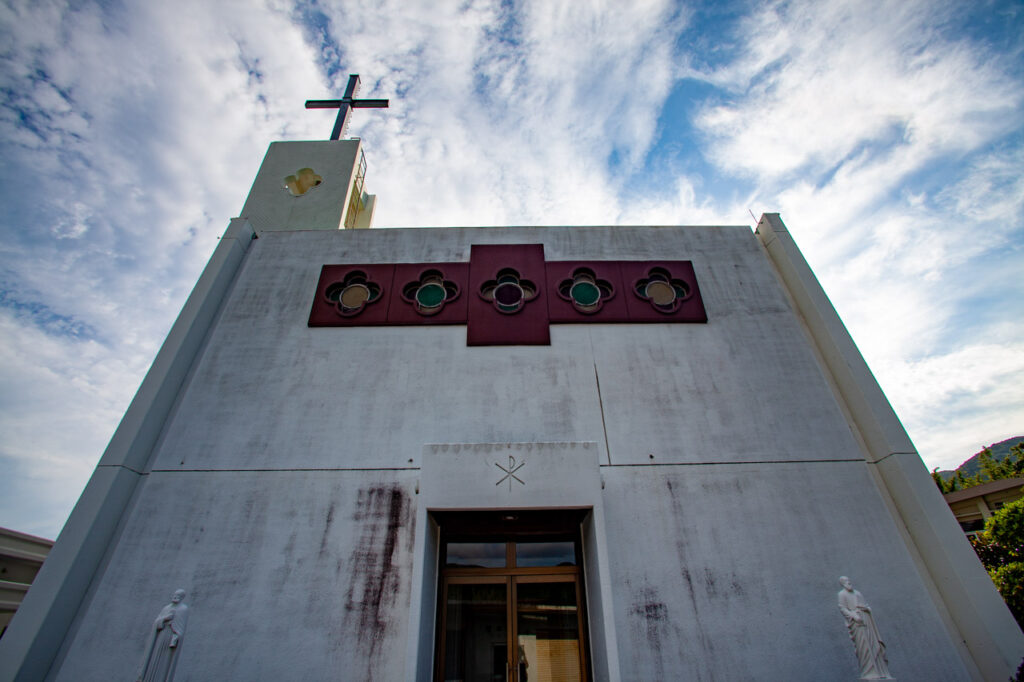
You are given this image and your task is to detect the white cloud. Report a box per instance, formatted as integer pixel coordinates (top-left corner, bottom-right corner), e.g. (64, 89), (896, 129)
(695, 0), (1021, 180)
(0, 0), (1021, 537)
(695, 0), (1024, 470)
(310, 0), (685, 227)
(0, 0), (339, 535)
(881, 334), (1024, 471)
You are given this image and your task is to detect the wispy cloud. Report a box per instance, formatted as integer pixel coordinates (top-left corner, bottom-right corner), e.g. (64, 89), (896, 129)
(0, 0), (1021, 536)
(686, 0), (1024, 469)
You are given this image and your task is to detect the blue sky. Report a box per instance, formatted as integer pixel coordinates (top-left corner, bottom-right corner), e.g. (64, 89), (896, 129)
(0, 0), (1021, 538)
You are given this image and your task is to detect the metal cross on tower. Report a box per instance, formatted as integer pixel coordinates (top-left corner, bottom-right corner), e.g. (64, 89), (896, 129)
(305, 74), (389, 140)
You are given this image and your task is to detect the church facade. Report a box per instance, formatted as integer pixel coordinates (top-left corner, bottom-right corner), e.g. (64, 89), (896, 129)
(1, 137), (1022, 681)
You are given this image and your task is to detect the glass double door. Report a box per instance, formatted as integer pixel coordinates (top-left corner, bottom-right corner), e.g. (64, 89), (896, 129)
(440, 575), (586, 682)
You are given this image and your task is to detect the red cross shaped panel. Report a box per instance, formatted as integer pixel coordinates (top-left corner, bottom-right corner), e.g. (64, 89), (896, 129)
(307, 247), (708, 342)
(467, 244), (550, 346)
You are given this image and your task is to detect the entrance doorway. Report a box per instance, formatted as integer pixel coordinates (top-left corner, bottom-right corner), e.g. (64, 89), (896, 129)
(433, 510), (590, 682)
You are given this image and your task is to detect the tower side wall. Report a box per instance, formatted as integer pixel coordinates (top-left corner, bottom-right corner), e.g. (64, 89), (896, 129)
(239, 140), (361, 232)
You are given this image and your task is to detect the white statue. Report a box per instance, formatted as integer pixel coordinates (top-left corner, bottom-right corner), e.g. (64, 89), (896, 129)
(838, 577), (892, 680)
(136, 589), (189, 682)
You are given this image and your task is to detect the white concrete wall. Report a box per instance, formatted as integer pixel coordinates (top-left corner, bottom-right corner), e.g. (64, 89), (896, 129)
(39, 226), (1002, 681)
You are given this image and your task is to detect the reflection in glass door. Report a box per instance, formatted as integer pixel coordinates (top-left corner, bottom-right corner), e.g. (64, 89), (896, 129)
(436, 531), (588, 682)
(515, 578), (582, 682)
(443, 580), (508, 682)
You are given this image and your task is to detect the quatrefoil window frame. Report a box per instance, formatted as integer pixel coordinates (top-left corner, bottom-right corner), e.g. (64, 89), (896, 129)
(632, 266), (693, 314)
(323, 270), (383, 317)
(557, 267), (615, 314)
(478, 268), (538, 315)
(401, 268), (461, 316)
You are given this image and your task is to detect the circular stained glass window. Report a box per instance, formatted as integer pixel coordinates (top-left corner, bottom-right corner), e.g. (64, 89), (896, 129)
(557, 267), (614, 314)
(633, 267), (692, 313)
(340, 283), (371, 308)
(644, 280), (675, 306)
(494, 282), (524, 309)
(401, 269), (461, 316)
(416, 282), (447, 309)
(324, 271), (382, 317)
(571, 280), (601, 306)
(479, 268), (537, 314)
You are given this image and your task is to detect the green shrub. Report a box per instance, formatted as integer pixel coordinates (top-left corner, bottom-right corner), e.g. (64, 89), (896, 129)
(988, 497), (1024, 552)
(971, 497), (1024, 631)
(990, 563), (1024, 629)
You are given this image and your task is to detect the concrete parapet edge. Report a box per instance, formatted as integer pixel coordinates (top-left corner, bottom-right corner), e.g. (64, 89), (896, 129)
(755, 213), (1024, 681)
(0, 219), (256, 682)
(99, 218), (256, 470)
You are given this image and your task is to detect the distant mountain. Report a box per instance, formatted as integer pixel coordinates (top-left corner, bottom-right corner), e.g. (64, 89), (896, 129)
(935, 435), (1024, 480)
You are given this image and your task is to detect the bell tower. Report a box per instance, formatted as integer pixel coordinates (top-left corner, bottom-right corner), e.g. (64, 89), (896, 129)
(239, 138), (376, 231)
(239, 73), (389, 232)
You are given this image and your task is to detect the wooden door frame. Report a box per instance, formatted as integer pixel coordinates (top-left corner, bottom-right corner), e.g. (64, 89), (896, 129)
(434, 537), (590, 682)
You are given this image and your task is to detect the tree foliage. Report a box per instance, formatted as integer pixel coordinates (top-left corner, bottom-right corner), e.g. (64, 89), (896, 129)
(980, 443), (1024, 481)
(932, 442), (1024, 493)
(970, 496), (1024, 631)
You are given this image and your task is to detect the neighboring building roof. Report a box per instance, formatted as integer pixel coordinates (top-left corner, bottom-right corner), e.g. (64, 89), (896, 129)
(943, 477), (1024, 504)
(1, 527), (54, 640)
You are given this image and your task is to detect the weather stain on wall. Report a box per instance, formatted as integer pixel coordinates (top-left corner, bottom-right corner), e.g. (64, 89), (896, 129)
(319, 501), (336, 558)
(627, 584), (674, 680)
(342, 484), (415, 680)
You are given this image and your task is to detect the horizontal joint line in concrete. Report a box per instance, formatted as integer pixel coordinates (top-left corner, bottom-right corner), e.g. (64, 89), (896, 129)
(97, 463), (146, 476)
(601, 458), (866, 468)
(869, 451), (918, 464)
(148, 466), (421, 473)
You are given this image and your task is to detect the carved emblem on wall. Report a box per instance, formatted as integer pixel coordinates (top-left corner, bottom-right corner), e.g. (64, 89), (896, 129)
(495, 455), (526, 490)
(837, 576), (893, 680)
(135, 588), (189, 682)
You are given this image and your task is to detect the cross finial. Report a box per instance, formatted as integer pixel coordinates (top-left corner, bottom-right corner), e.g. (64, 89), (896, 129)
(305, 74), (389, 140)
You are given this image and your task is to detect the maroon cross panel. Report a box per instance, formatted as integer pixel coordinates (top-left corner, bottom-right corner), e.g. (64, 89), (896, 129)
(308, 244), (707, 345)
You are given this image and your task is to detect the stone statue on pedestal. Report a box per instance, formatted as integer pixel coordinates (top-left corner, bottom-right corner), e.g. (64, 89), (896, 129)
(135, 589), (189, 682)
(838, 577), (892, 680)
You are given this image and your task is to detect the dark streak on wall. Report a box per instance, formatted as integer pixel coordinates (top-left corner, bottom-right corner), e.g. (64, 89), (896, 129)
(343, 485), (414, 681)
(627, 584), (670, 680)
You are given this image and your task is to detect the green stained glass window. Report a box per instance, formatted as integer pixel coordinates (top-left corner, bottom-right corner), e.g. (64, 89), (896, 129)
(557, 267), (614, 314)
(401, 268), (460, 316)
(570, 281), (600, 306)
(416, 282), (447, 308)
